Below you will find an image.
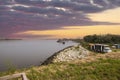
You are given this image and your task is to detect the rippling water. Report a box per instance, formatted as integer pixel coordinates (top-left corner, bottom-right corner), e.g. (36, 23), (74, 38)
(0, 40), (77, 71)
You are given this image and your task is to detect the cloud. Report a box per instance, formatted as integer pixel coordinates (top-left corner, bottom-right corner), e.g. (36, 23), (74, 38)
(0, 0), (120, 38)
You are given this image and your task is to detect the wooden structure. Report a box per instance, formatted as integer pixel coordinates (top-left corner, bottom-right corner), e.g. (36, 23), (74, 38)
(89, 44), (112, 53)
(0, 73), (28, 80)
(114, 44), (120, 49)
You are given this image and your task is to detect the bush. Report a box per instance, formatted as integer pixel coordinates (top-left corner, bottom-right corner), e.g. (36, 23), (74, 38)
(83, 34), (120, 44)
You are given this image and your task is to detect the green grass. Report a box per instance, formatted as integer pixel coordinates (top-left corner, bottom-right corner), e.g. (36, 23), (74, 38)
(26, 59), (120, 80)
(0, 58), (120, 80)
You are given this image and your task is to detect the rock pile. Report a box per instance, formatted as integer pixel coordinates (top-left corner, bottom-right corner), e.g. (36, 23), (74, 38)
(42, 45), (89, 65)
(53, 45), (89, 62)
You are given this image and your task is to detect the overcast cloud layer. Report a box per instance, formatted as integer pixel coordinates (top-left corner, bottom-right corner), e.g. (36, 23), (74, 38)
(0, 0), (120, 38)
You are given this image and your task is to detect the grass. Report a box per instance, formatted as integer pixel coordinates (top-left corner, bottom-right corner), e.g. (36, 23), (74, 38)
(112, 49), (120, 52)
(0, 52), (120, 80)
(26, 58), (120, 80)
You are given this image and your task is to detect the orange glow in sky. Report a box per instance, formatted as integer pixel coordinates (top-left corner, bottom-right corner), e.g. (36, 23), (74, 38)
(16, 25), (120, 39)
(88, 7), (120, 23)
(15, 8), (120, 39)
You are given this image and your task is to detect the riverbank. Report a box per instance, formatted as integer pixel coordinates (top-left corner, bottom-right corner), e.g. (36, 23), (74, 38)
(27, 51), (120, 80)
(0, 45), (120, 80)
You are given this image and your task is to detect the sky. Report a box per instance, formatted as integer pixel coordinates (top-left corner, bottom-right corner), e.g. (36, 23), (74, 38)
(0, 0), (120, 39)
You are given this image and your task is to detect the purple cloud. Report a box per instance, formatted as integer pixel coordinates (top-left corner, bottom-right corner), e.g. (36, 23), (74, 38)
(0, 0), (120, 38)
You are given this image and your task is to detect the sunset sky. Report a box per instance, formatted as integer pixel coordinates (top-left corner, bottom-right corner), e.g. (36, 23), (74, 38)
(0, 0), (120, 39)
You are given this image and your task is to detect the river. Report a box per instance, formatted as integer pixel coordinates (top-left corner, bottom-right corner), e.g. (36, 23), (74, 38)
(0, 40), (77, 71)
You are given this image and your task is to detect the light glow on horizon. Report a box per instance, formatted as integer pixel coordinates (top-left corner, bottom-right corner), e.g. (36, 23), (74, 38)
(15, 25), (120, 39)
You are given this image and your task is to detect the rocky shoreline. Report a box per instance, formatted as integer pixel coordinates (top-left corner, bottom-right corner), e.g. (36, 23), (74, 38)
(42, 45), (90, 65)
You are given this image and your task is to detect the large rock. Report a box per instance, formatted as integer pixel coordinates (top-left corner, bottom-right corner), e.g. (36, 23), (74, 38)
(42, 45), (89, 65)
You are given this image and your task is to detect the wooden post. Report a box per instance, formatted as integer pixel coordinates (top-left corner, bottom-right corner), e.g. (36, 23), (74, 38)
(22, 73), (28, 80)
(0, 73), (28, 80)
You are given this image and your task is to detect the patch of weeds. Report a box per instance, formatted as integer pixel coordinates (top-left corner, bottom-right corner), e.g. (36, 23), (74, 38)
(27, 68), (41, 80)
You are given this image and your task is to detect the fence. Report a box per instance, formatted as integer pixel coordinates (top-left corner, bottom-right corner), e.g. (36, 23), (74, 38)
(0, 73), (28, 80)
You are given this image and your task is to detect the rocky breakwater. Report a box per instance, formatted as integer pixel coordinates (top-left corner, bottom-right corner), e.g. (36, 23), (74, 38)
(42, 45), (90, 65)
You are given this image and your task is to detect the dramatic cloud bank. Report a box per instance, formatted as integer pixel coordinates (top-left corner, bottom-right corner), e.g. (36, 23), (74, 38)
(0, 0), (120, 38)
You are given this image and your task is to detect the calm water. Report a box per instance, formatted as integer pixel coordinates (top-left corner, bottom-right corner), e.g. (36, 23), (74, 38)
(0, 40), (77, 71)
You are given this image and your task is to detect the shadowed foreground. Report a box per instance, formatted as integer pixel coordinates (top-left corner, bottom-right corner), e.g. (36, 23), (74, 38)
(0, 52), (120, 80)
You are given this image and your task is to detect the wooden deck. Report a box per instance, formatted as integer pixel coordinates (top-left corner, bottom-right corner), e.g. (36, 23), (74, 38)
(0, 73), (28, 80)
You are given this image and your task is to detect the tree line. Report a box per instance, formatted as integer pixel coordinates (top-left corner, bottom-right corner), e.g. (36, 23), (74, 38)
(83, 34), (120, 44)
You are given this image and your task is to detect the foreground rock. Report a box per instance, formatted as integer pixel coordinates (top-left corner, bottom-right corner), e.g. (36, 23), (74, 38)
(42, 45), (90, 65)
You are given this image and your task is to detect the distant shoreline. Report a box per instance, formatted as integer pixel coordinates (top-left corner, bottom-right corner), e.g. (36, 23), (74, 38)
(0, 39), (22, 41)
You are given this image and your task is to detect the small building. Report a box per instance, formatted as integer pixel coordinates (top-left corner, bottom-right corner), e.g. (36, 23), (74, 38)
(89, 44), (95, 50)
(89, 44), (112, 53)
(114, 44), (120, 49)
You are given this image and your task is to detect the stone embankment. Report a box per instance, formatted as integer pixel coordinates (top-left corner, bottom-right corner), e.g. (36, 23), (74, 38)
(42, 45), (90, 65)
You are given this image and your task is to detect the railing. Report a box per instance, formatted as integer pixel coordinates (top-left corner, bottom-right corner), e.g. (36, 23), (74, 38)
(0, 73), (28, 80)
